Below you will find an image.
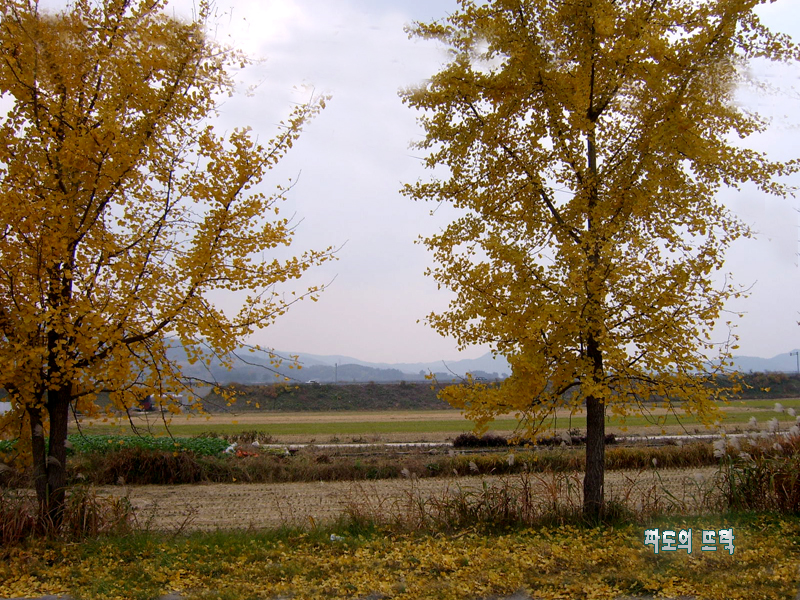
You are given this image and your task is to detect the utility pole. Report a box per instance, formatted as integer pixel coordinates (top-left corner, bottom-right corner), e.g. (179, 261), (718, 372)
(335, 362), (338, 384)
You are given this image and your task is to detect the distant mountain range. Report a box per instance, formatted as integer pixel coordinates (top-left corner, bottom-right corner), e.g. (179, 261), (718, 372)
(172, 347), (512, 384)
(727, 350), (800, 374)
(171, 346), (800, 385)
(284, 351), (512, 378)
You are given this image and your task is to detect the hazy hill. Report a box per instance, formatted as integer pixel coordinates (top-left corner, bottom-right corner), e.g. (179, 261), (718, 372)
(728, 350), (800, 374)
(275, 351), (512, 380)
(167, 345), (509, 384)
(166, 343), (800, 385)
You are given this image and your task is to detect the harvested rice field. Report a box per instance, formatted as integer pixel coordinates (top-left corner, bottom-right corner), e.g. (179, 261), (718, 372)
(113, 467), (720, 532)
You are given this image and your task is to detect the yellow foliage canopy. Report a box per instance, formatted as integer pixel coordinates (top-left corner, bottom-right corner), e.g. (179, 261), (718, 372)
(0, 0), (332, 491)
(403, 0), (798, 438)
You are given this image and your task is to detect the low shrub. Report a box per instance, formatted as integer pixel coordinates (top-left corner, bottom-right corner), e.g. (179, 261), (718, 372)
(73, 447), (206, 485)
(452, 431), (620, 449)
(452, 433), (508, 448)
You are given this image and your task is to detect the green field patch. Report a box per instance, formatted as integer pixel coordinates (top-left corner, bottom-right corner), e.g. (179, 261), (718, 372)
(69, 406), (800, 439)
(1, 435), (230, 457)
(609, 409), (799, 431)
(726, 398), (800, 409)
(73, 418), (521, 437)
(67, 434), (229, 455)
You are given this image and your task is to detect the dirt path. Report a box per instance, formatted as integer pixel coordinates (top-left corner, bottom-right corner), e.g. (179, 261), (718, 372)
(113, 467), (720, 532)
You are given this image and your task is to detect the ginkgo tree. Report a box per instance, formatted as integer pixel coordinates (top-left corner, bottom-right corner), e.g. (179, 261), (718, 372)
(0, 0), (333, 529)
(403, 0), (798, 517)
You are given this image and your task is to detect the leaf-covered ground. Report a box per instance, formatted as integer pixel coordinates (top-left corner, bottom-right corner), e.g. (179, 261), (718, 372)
(2, 514), (798, 600)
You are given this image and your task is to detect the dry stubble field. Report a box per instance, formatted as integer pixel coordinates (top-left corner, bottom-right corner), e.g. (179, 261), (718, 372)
(83, 409), (732, 532)
(117, 467), (721, 532)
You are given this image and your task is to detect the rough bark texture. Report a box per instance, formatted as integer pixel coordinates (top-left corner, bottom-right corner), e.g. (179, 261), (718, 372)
(28, 391), (70, 532)
(28, 405), (48, 530)
(24, 381), (71, 533)
(44, 390), (70, 530)
(583, 392), (606, 519)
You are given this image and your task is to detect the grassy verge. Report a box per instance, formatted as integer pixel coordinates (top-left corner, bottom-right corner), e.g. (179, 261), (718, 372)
(0, 513), (797, 600)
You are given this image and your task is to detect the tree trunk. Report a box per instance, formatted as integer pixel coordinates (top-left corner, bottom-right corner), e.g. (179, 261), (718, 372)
(583, 392), (605, 520)
(583, 329), (605, 520)
(43, 387), (70, 531)
(29, 387), (71, 534)
(28, 405), (48, 531)
(41, 261), (73, 533)
(583, 98), (605, 520)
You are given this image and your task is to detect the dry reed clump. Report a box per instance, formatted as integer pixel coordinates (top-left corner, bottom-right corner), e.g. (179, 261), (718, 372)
(0, 486), (134, 548)
(67, 446), (431, 485)
(342, 465), (726, 534)
(606, 441), (715, 470)
(443, 441), (716, 477)
(58, 486), (136, 539)
(0, 460), (27, 488)
(717, 428), (800, 513)
(0, 489), (37, 546)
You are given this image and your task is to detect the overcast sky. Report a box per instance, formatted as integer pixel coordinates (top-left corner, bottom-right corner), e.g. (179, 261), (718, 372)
(156, 1), (800, 363)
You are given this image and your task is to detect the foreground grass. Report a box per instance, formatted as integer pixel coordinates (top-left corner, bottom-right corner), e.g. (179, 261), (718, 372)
(1, 513), (798, 600)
